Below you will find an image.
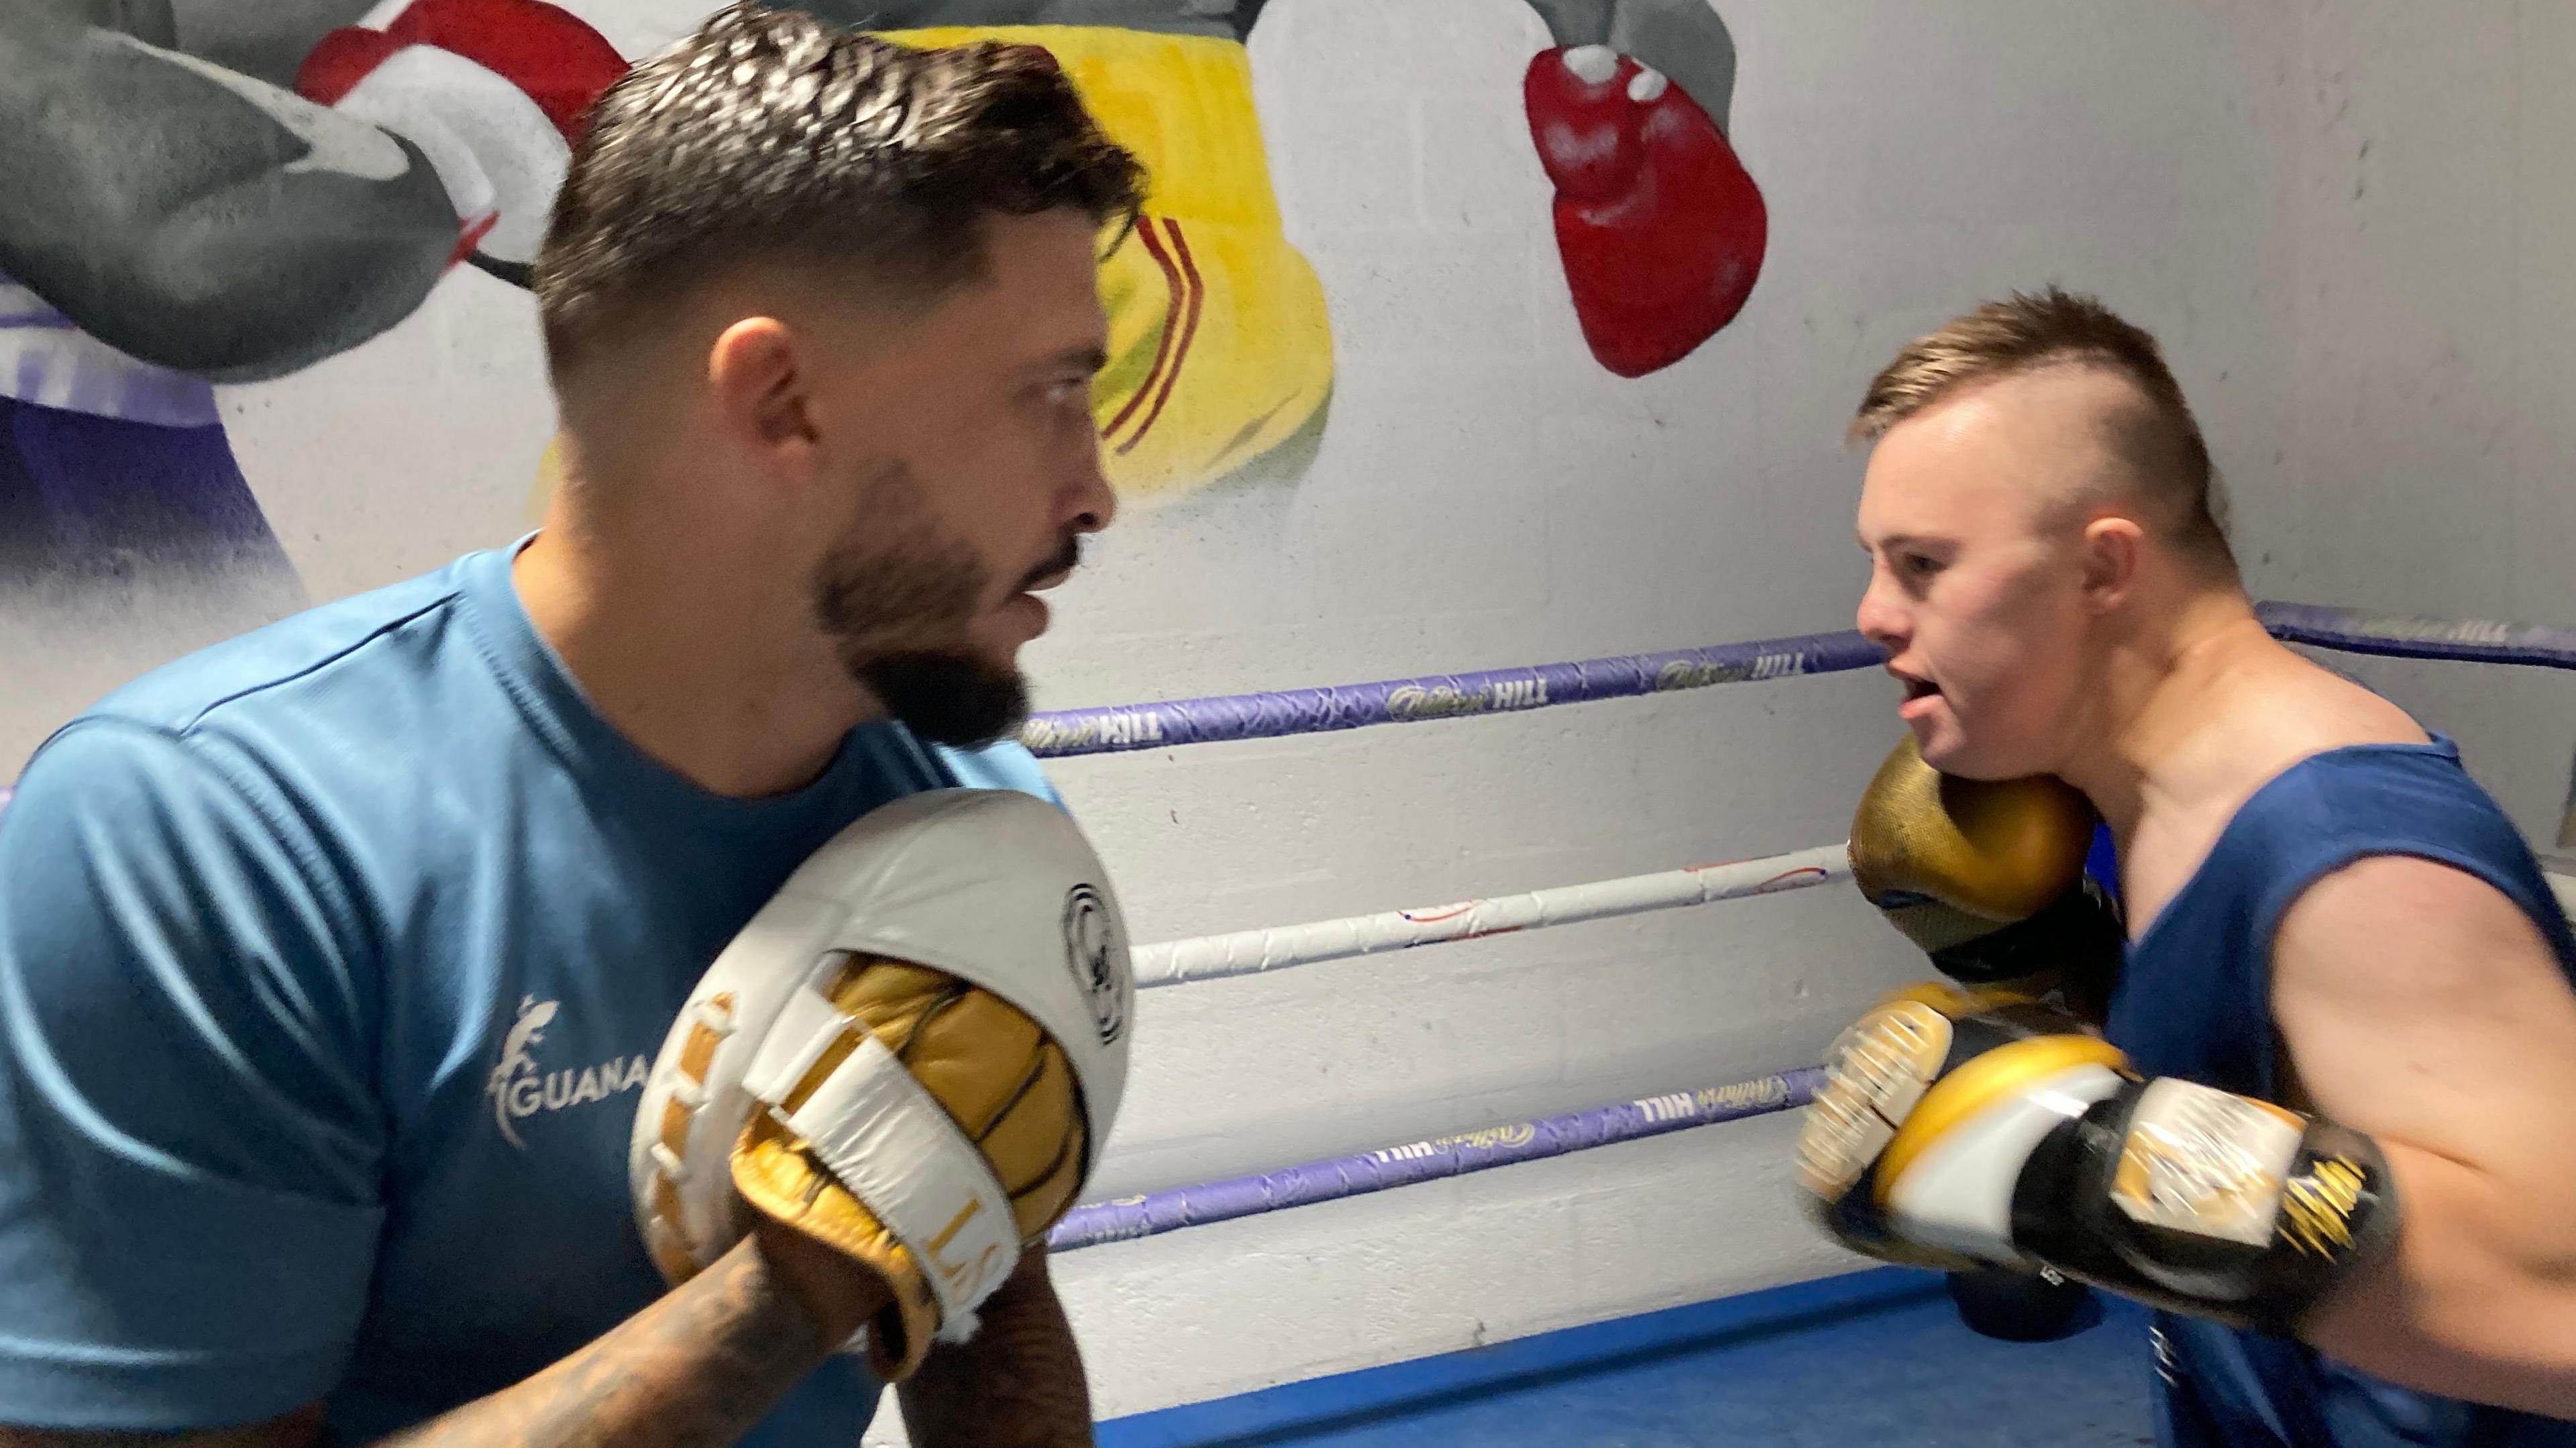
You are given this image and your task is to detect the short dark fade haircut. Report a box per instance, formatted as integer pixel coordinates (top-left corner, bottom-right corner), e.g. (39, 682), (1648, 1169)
(533, 2), (1144, 379)
(1850, 287), (2237, 577)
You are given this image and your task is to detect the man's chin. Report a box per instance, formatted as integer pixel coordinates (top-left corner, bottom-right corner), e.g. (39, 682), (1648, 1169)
(853, 651), (1030, 749)
(1916, 727), (2047, 783)
(1909, 717), (1986, 778)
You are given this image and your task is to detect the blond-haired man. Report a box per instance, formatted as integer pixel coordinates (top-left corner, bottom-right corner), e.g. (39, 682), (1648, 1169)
(1806, 288), (2576, 1447)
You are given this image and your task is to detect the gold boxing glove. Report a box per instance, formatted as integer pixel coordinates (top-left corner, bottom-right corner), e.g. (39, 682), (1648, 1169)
(1848, 734), (2123, 1018)
(633, 790), (1133, 1381)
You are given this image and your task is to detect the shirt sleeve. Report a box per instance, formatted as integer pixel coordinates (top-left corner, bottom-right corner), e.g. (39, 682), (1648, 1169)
(934, 738), (1068, 810)
(0, 720), (385, 1431)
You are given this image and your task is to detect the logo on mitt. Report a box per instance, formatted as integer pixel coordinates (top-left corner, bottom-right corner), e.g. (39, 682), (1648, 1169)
(1063, 883), (1126, 1046)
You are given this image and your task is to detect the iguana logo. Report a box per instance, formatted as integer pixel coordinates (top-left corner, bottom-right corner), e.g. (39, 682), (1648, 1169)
(486, 996), (559, 1149)
(483, 995), (652, 1150)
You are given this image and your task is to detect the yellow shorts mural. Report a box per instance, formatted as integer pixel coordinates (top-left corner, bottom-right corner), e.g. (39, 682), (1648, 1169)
(527, 22), (1332, 521)
(895, 26), (1332, 503)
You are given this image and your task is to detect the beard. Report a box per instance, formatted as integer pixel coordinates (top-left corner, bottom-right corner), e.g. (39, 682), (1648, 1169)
(808, 463), (1079, 748)
(849, 649), (1028, 749)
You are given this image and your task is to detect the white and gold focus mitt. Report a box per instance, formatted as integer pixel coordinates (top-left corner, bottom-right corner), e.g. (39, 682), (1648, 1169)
(629, 788), (1132, 1380)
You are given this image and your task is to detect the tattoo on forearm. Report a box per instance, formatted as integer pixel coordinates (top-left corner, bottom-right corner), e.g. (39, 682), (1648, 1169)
(0, 1241), (851, 1448)
(375, 1239), (833, 1448)
(898, 1260), (1092, 1448)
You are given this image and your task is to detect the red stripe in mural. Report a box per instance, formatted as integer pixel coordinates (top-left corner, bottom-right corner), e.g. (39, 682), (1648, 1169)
(448, 212), (500, 268)
(1104, 217), (1189, 445)
(1117, 218), (1205, 457)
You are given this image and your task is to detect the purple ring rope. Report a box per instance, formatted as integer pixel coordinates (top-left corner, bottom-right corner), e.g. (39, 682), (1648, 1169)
(1020, 630), (1882, 758)
(2, 606), (2568, 799)
(1048, 1066), (1825, 1252)
(2255, 602), (2576, 671)
(1020, 604), (2576, 759)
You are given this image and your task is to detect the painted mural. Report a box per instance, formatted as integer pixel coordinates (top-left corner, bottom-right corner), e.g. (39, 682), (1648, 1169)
(0, 0), (1765, 777)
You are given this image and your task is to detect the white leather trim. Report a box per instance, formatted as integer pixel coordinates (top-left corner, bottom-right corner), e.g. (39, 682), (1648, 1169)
(1885, 1061), (2126, 1262)
(782, 1035), (1020, 1326)
(741, 971), (856, 1106)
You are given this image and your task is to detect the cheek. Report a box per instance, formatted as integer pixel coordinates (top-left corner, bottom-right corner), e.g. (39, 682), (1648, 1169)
(943, 437), (1063, 558)
(1929, 569), (2078, 699)
(1923, 577), (2021, 677)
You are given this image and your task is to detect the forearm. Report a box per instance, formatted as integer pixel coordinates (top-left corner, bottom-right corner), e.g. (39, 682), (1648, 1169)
(897, 1251), (1091, 1448)
(2304, 1144), (2576, 1419)
(374, 1230), (851, 1448)
(0, 1233), (850, 1448)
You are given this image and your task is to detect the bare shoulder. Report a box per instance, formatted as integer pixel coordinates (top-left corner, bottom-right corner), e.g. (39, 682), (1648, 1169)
(2266, 651), (2428, 750)
(2117, 652), (2429, 926)
(2170, 650), (2425, 817)
(2272, 852), (2576, 1152)
(2275, 856), (2567, 1053)
(2275, 854), (2561, 1008)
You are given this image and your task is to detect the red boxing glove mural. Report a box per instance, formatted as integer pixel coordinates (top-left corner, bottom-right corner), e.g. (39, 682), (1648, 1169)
(297, 0), (629, 280)
(1521, 0), (1767, 378)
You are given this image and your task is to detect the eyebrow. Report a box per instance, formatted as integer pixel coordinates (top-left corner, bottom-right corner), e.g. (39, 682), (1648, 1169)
(1042, 344), (1109, 376)
(1860, 531), (1947, 553)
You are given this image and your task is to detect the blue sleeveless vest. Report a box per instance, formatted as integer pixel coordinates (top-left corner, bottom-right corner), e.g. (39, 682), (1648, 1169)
(2102, 736), (2576, 1448)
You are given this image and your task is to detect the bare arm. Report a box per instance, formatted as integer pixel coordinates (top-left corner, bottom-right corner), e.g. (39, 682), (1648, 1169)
(897, 1248), (1093, 1448)
(2273, 856), (2576, 1416)
(0, 1223), (889, 1448)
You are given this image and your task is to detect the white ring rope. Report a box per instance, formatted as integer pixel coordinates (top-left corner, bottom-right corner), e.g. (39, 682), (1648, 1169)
(1132, 843), (1854, 989)
(1127, 845), (2576, 995)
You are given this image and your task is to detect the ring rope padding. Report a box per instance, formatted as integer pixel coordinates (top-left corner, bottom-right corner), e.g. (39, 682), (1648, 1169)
(1016, 602), (2576, 759)
(1134, 844), (1851, 989)
(4, 603), (2572, 807)
(2, 601), (2566, 1248)
(1048, 1066), (1827, 1251)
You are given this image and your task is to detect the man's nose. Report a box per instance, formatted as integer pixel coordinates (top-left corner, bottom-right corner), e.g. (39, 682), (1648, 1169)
(1855, 567), (1908, 653)
(1067, 437), (1117, 535)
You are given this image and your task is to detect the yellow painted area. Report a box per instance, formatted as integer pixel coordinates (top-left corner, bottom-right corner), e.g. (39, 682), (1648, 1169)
(890, 25), (1333, 504)
(527, 435), (563, 524)
(522, 26), (1332, 523)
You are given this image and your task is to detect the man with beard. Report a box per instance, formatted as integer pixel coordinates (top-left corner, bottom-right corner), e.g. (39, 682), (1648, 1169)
(0, 7), (1138, 1447)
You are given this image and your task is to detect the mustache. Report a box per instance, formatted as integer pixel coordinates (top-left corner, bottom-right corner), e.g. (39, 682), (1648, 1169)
(1016, 535), (1084, 592)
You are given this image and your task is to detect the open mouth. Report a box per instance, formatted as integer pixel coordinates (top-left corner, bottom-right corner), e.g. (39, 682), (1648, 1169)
(1019, 537), (1085, 595)
(1892, 670), (1941, 706)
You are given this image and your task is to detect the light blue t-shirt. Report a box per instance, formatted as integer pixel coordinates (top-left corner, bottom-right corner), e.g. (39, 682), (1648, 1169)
(0, 540), (1061, 1441)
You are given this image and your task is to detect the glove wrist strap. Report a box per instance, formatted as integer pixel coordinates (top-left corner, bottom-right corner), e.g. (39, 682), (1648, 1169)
(749, 1013), (1022, 1331)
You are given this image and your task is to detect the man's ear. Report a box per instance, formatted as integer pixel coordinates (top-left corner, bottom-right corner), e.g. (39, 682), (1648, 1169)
(707, 317), (820, 478)
(2080, 514), (2145, 612)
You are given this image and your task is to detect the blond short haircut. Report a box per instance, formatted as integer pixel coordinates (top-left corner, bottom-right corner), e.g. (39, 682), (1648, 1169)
(1850, 287), (2236, 577)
